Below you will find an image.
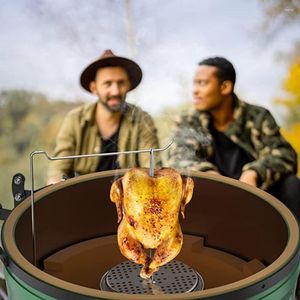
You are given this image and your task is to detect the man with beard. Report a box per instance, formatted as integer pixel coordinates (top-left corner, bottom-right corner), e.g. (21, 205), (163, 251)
(167, 57), (300, 220)
(47, 50), (160, 184)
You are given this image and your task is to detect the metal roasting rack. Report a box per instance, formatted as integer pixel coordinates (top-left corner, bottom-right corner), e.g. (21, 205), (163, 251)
(100, 260), (204, 294)
(29, 141), (173, 267)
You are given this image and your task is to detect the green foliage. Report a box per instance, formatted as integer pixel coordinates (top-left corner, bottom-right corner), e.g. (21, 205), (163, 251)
(0, 90), (81, 209)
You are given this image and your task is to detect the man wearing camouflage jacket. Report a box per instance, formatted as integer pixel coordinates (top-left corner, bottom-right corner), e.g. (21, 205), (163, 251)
(167, 57), (300, 220)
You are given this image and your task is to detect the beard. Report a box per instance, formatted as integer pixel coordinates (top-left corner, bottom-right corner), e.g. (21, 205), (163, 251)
(99, 95), (127, 113)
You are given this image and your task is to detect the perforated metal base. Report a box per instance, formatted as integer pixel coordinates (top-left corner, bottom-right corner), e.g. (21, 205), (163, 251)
(100, 260), (204, 294)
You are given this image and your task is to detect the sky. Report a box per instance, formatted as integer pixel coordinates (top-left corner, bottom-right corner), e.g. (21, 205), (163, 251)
(0, 0), (299, 121)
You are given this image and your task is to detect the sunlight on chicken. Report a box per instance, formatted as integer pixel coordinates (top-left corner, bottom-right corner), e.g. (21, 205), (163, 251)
(110, 168), (194, 279)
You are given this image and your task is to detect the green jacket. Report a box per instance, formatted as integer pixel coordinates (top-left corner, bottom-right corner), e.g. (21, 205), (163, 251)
(47, 102), (161, 181)
(167, 96), (297, 190)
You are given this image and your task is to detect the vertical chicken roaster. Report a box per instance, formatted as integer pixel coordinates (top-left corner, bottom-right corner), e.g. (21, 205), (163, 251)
(110, 168), (194, 279)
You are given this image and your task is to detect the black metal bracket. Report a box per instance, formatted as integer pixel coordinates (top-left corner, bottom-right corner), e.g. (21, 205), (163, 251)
(12, 173), (31, 208)
(0, 174), (26, 221)
(0, 173), (28, 221)
(0, 173), (51, 222)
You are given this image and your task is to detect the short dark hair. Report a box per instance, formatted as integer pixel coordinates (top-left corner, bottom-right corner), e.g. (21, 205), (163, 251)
(198, 57), (236, 89)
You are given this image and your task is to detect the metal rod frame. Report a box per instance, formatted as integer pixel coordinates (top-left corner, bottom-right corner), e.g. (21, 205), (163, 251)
(29, 141), (173, 266)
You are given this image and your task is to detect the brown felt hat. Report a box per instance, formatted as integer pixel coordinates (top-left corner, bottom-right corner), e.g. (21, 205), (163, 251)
(80, 49), (142, 93)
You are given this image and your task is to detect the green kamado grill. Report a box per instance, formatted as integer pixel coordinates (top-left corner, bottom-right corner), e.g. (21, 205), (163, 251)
(1, 168), (299, 299)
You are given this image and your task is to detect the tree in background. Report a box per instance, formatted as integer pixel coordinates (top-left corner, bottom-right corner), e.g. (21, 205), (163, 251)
(0, 90), (80, 208)
(275, 59), (300, 171)
(259, 0), (300, 39)
(275, 59), (300, 126)
(259, 0), (300, 173)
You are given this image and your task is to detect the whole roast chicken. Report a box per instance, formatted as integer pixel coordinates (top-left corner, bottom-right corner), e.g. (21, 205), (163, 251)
(110, 167), (194, 279)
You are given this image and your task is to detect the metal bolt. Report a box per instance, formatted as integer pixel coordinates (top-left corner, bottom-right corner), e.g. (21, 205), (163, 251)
(14, 193), (23, 202)
(14, 175), (23, 185)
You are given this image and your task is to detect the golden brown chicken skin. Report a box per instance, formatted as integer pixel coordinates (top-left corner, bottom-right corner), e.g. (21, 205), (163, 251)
(110, 168), (194, 279)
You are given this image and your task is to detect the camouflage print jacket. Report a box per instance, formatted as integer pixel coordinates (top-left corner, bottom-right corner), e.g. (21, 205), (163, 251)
(167, 96), (297, 190)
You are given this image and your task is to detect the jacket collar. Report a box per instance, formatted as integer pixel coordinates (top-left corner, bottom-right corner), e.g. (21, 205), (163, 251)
(82, 102), (97, 125)
(194, 94), (245, 130)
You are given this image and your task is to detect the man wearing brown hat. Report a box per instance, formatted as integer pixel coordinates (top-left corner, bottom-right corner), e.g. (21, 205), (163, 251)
(47, 50), (160, 184)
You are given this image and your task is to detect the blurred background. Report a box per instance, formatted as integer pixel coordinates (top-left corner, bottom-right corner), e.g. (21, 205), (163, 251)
(0, 0), (299, 210)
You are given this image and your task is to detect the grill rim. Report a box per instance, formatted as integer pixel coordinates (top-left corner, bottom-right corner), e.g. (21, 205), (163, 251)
(2, 169), (300, 299)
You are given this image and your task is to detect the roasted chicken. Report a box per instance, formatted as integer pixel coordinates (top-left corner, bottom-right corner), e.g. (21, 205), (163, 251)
(110, 167), (194, 279)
